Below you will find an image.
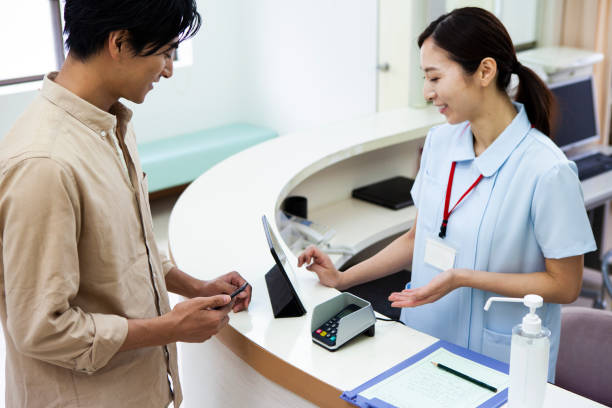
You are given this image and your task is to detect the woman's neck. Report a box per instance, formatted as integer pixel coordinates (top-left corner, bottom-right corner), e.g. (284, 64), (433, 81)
(470, 95), (517, 157)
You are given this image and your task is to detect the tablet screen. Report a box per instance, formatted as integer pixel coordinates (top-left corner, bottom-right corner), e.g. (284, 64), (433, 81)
(262, 215), (306, 316)
(264, 216), (290, 273)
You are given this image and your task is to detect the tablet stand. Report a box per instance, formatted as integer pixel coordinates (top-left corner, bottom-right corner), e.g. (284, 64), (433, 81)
(265, 264), (306, 318)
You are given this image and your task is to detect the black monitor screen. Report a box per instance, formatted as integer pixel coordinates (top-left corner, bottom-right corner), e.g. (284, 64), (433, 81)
(549, 76), (598, 151)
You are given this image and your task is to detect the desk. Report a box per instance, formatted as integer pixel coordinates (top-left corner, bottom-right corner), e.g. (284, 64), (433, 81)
(168, 107), (607, 407)
(579, 146), (612, 271)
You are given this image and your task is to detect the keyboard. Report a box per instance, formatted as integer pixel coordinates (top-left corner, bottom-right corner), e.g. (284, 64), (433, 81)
(574, 153), (612, 180)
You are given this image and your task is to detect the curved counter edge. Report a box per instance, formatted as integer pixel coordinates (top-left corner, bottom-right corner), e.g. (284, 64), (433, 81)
(217, 326), (352, 408)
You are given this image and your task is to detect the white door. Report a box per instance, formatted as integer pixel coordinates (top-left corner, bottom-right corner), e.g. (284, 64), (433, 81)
(376, 0), (429, 112)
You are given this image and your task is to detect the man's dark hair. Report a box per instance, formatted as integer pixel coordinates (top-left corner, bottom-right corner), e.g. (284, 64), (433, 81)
(63, 0), (202, 60)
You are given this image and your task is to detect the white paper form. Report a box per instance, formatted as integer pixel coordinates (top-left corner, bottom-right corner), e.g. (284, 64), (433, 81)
(360, 347), (509, 408)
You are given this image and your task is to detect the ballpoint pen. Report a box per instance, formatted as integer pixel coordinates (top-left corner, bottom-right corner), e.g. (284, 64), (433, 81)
(431, 361), (498, 393)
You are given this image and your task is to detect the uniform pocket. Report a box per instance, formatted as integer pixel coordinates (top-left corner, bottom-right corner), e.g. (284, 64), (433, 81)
(482, 327), (512, 363)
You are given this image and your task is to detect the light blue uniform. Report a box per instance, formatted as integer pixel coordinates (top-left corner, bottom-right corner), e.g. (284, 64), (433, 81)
(400, 102), (596, 382)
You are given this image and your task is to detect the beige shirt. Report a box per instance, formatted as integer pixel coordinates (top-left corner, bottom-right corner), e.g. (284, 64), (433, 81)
(0, 73), (181, 407)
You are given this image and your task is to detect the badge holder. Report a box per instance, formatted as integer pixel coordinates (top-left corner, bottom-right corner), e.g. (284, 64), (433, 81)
(311, 293), (376, 351)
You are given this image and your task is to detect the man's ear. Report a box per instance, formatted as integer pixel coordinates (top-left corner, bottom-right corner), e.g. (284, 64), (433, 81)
(476, 57), (497, 88)
(107, 30), (130, 60)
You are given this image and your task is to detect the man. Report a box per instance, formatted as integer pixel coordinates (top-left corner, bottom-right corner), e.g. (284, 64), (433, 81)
(0, 1), (252, 407)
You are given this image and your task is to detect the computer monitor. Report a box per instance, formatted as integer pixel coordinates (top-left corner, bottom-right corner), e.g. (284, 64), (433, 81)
(548, 75), (600, 152)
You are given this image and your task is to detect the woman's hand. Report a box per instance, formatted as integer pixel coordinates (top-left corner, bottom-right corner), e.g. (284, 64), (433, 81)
(388, 268), (462, 308)
(297, 245), (342, 288)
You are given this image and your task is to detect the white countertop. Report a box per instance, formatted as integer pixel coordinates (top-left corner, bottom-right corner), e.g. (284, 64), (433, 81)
(168, 106), (606, 407)
(169, 106), (444, 393)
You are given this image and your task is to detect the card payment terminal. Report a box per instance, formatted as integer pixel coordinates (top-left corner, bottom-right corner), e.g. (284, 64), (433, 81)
(311, 293), (376, 351)
(312, 304), (361, 347)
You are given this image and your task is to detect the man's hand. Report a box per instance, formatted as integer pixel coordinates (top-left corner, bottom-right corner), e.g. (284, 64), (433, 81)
(120, 294), (234, 351)
(165, 295), (232, 343)
(197, 271), (252, 312)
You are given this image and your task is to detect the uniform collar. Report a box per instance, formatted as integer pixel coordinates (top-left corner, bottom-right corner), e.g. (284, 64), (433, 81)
(450, 102), (532, 177)
(41, 72), (133, 139)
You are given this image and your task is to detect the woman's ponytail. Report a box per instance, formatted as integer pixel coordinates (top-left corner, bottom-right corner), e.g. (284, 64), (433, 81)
(514, 63), (556, 136)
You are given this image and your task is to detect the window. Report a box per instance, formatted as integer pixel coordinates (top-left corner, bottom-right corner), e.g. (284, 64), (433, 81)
(0, 1), (64, 86)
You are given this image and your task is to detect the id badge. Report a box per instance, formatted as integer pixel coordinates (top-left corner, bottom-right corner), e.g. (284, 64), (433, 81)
(424, 237), (456, 271)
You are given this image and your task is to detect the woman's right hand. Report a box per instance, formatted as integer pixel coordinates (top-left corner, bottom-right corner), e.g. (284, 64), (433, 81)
(297, 245), (342, 288)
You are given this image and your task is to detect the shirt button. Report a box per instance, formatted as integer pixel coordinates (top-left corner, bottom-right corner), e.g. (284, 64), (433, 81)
(100, 131), (107, 137)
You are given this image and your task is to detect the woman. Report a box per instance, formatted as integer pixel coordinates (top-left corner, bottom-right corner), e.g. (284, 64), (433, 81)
(297, 7), (595, 381)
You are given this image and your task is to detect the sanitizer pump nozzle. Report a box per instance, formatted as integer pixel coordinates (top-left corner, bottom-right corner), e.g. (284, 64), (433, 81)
(484, 295), (550, 408)
(484, 294), (543, 334)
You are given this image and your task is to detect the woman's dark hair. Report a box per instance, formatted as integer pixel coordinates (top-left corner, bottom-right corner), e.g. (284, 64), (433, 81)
(418, 7), (555, 136)
(63, 0), (201, 60)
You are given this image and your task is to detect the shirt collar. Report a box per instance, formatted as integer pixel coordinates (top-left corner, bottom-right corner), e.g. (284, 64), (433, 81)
(41, 72), (133, 139)
(450, 102), (532, 177)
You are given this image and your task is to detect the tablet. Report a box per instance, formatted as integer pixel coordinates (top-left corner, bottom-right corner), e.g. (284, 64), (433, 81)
(262, 215), (306, 318)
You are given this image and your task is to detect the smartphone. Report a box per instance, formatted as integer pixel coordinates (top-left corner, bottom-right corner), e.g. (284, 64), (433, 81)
(214, 282), (249, 310)
(230, 281), (249, 299)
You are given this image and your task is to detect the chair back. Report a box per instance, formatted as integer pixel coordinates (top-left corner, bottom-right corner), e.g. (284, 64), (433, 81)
(556, 307), (612, 406)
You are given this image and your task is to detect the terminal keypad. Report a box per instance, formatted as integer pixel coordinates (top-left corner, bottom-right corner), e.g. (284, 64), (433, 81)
(312, 304), (360, 346)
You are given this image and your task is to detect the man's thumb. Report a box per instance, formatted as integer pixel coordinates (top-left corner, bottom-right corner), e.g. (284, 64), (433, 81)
(208, 295), (232, 308)
(197, 295), (231, 309)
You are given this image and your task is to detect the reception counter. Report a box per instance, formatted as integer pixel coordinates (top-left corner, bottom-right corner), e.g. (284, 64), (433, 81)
(168, 106), (606, 407)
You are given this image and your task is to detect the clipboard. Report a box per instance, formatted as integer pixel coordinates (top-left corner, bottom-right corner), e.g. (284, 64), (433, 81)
(340, 340), (509, 408)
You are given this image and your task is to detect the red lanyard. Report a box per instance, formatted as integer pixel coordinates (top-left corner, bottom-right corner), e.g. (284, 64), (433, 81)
(439, 161), (483, 238)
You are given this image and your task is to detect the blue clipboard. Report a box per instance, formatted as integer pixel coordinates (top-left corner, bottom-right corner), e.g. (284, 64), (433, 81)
(340, 340), (509, 408)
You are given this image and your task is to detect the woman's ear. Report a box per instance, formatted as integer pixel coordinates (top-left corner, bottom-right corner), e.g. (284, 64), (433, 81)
(476, 57), (497, 87)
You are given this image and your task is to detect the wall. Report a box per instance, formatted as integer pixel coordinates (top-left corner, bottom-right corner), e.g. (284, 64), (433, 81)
(123, 0), (246, 142)
(238, 0), (377, 134)
(0, 85), (38, 140)
(0, 0), (377, 143)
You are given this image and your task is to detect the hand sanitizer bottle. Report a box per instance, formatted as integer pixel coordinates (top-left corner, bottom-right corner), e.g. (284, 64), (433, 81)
(484, 294), (550, 408)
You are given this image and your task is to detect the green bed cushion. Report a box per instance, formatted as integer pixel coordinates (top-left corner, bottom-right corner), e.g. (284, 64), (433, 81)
(138, 123), (277, 192)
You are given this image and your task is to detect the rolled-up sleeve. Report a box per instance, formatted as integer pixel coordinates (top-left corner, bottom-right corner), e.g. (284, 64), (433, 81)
(162, 255), (176, 276)
(1, 158), (128, 373)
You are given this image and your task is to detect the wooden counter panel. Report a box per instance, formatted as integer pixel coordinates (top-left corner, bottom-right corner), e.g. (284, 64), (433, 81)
(218, 326), (353, 408)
